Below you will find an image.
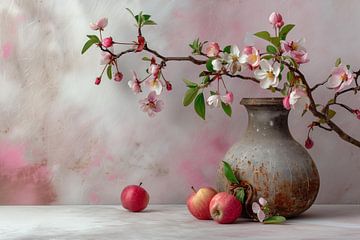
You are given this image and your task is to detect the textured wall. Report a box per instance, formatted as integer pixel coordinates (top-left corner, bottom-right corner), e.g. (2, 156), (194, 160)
(0, 0), (359, 204)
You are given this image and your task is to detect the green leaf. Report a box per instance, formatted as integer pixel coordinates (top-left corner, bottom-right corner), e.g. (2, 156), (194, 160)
(327, 99), (335, 104)
(223, 45), (231, 54)
(346, 64), (351, 70)
(183, 87), (199, 106)
(194, 93), (206, 120)
(210, 91), (217, 95)
(270, 37), (280, 48)
(81, 39), (95, 54)
(261, 55), (274, 60)
(221, 102), (232, 117)
(266, 45), (277, 54)
(335, 58), (341, 67)
(279, 24), (295, 40)
(183, 79), (198, 88)
(106, 65), (112, 79)
(263, 216), (286, 224)
(142, 14), (151, 21)
(142, 56), (151, 61)
(86, 35), (100, 43)
(287, 71), (295, 82)
(189, 38), (201, 55)
(254, 31), (271, 42)
(125, 8), (136, 18)
(202, 76), (211, 84)
(206, 58), (214, 72)
(143, 20), (157, 25)
(327, 109), (336, 119)
(235, 187), (245, 204)
(222, 161), (239, 184)
(318, 118), (326, 124)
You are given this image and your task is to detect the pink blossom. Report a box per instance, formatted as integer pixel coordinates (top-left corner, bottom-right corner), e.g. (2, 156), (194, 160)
(259, 197), (267, 206)
(89, 17), (108, 30)
(102, 37), (113, 48)
(128, 71), (142, 94)
(252, 202), (266, 223)
(283, 95), (291, 110)
(289, 87), (310, 113)
(221, 92), (234, 104)
(148, 63), (160, 78)
(291, 50), (309, 64)
(269, 12), (284, 28)
(95, 77), (101, 85)
(135, 36), (145, 52)
(327, 65), (353, 92)
(205, 42), (220, 57)
(139, 91), (164, 117)
(100, 52), (112, 65)
(146, 78), (163, 95)
(114, 72), (123, 82)
(305, 137), (314, 149)
(239, 46), (260, 69)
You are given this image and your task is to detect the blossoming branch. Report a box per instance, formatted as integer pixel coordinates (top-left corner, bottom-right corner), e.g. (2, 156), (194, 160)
(82, 9), (360, 148)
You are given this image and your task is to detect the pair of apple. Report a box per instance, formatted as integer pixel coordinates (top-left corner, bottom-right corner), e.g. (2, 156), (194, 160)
(187, 187), (242, 224)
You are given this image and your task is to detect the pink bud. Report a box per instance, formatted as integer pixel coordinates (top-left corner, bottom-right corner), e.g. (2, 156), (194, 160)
(283, 95), (291, 110)
(136, 36), (145, 52)
(305, 137), (314, 149)
(165, 81), (172, 91)
(269, 12), (284, 28)
(205, 42), (220, 57)
(96, 18), (108, 30)
(221, 92), (234, 104)
(95, 77), (101, 85)
(114, 72), (123, 82)
(102, 37), (113, 48)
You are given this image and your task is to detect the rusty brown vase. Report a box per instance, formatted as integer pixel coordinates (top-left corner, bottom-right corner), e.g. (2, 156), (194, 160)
(217, 97), (320, 218)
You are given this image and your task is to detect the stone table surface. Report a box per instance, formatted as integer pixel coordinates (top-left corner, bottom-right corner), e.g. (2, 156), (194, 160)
(0, 205), (359, 240)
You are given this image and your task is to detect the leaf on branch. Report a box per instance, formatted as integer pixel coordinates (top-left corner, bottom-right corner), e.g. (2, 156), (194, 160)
(183, 87), (199, 106)
(81, 39), (96, 54)
(235, 187), (245, 204)
(270, 37), (280, 48)
(206, 58), (214, 72)
(221, 102), (232, 117)
(223, 45), (231, 54)
(142, 56), (151, 61)
(327, 109), (336, 120)
(254, 31), (271, 42)
(125, 8), (136, 18)
(202, 76), (211, 84)
(222, 161), (239, 184)
(86, 35), (100, 43)
(194, 93), (206, 120)
(189, 38), (202, 55)
(263, 216), (286, 224)
(335, 58), (342, 67)
(266, 45), (277, 54)
(183, 79), (198, 88)
(107, 65), (112, 80)
(279, 24), (295, 40)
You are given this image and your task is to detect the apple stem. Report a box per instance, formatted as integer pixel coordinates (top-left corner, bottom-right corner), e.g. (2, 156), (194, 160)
(139, 182), (143, 187)
(191, 186), (197, 193)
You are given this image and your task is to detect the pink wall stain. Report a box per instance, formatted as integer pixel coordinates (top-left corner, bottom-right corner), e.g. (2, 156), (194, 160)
(0, 141), (56, 204)
(1, 42), (13, 60)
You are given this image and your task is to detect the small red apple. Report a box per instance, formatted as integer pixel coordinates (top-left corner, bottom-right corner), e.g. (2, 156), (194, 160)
(187, 186), (217, 220)
(121, 183), (149, 212)
(209, 192), (242, 224)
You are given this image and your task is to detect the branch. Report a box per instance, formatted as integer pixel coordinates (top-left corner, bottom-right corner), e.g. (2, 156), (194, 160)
(281, 61), (360, 148)
(310, 75), (330, 91)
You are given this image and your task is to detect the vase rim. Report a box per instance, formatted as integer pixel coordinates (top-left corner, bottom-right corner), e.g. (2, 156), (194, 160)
(240, 97), (284, 106)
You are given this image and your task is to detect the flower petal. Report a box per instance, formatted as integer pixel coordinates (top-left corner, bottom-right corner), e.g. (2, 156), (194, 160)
(252, 202), (261, 214)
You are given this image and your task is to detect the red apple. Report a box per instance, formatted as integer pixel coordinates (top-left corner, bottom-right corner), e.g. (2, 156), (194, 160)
(209, 192), (242, 224)
(121, 183), (149, 212)
(187, 186), (217, 220)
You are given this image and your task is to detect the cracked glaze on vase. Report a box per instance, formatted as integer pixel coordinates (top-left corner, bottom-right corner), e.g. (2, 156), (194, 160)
(217, 98), (320, 218)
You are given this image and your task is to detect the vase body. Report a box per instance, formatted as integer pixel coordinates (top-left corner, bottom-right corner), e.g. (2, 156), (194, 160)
(217, 98), (320, 218)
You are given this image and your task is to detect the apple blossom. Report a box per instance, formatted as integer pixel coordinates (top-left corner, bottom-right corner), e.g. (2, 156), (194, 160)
(239, 46), (260, 69)
(281, 39), (309, 64)
(221, 92), (234, 104)
(305, 137), (314, 149)
(114, 72), (123, 82)
(205, 42), (220, 57)
(289, 87), (310, 112)
(224, 45), (241, 74)
(327, 64), (353, 92)
(128, 71), (142, 94)
(148, 62), (160, 78)
(207, 94), (221, 108)
(212, 59), (223, 72)
(135, 36), (145, 52)
(269, 12), (284, 28)
(89, 17), (108, 30)
(102, 37), (113, 48)
(146, 78), (163, 95)
(254, 59), (280, 89)
(291, 50), (309, 64)
(283, 95), (291, 110)
(139, 91), (164, 117)
(165, 80), (172, 91)
(259, 197), (267, 206)
(252, 201), (266, 222)
(100, 52), (112, 65)
(95, 77), (101, 85)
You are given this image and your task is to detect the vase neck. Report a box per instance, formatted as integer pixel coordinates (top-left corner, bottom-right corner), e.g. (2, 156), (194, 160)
(244, 105), (291, 138)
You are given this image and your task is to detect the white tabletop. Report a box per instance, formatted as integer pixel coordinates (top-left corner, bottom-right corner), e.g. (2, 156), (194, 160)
(0, 205), (359, 240)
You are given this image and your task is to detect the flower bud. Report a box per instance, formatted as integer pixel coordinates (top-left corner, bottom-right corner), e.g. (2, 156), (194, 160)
(269, 12), (284, 28)
(305, 137), (314, 149)
(165, 81), (172, 91)
(114, 72), (123, 82)
(102, 37), (113, 48)
(282, 95), (291, 110)
(95, 77), (101, 85)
